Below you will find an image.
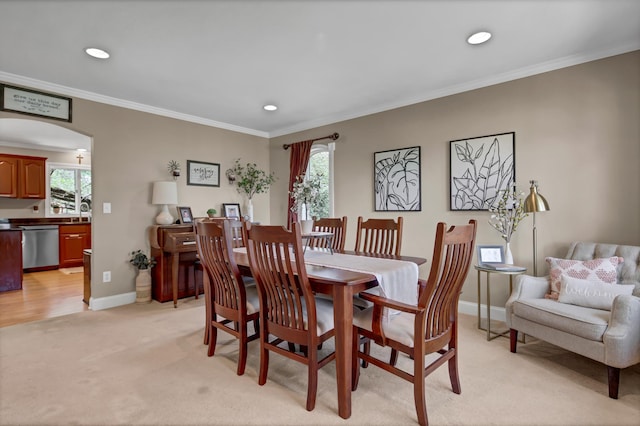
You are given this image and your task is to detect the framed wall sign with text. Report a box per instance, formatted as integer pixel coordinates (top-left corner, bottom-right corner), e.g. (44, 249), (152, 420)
(187, 160), (220, 187)
(1, 84), (72, 122)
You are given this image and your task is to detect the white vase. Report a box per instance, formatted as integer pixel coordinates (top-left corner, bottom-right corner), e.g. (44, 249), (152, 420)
(505, 242), (514, 264)
(300, 219), (314, 234)
(135, 268), (152, 303)
(246, 199), (254, 222)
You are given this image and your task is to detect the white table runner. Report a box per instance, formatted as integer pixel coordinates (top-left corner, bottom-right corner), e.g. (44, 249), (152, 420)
(303, 250), (419, 307)
(234, 247), (419, 309)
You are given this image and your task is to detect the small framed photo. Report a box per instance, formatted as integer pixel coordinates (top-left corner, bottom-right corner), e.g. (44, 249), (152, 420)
(223, 203), (241, 219)
(187, 160), (220, 187)
(177, 206), (194, 224)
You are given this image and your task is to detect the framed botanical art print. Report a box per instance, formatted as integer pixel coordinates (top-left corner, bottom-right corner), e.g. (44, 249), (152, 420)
(450, 132), (515, 211)
(374, 146), (421, 211)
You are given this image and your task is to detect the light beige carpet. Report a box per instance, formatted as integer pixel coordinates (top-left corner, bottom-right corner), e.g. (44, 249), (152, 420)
(1, 298), (638, 425)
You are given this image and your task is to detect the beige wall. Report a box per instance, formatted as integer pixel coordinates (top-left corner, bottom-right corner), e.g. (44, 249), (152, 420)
(1, 102), (271, 301)
(270, 51), (640, 307)
(1, 50), (638, 308)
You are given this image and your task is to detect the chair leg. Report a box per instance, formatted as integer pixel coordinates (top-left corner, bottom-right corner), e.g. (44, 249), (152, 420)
(510, 329), (518, 353)
(413, 349), (428, 426)
(237, 327), (248, 376)
(607, 366), (620, 399)
(207, 323), (217, 357)
(362, 340), (370, 368)
(389, 349), (398, 366)
(258, 341), (269, 386)
(448, 349), (461, 395)
(306, 348), (318, 411)
(352, 329), (361, 391)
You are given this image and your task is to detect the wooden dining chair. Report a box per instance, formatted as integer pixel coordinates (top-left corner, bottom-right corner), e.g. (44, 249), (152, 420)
(354, 216), (403, 256)
(351, 220), (477, 426)
(309, 216), (348, 252)
(244, 222), (336, 411)
(195, 219), (260, 376)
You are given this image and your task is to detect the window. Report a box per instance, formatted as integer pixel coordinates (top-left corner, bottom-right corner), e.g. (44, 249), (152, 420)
(306, 142), (334, 219)
(47, 162), (91, 216)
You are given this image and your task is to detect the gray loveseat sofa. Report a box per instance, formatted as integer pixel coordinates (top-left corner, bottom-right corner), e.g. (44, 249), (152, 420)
(506, 242), (640, 398)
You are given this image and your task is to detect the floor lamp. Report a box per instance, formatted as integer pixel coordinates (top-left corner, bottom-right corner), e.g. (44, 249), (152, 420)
(524, 180), (550, 276)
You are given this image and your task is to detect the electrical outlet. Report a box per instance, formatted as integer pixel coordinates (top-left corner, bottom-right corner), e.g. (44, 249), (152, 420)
(103, 271), (111, 283)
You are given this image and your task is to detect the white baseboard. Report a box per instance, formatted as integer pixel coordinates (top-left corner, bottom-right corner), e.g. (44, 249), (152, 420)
(459, 300), (506, 322)
(89, 292), (136, 311)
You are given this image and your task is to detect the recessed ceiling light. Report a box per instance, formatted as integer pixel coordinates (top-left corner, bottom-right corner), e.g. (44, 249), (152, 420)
(85, 47), (110, 59)
(467, 31), (492, 45)
(263, 104), (278, 111)
(76, 148), (87, 152)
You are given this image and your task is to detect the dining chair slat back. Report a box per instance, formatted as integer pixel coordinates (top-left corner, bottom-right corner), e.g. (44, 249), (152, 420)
(244, 222), (336, 411)
(352, 219), (477, 426)
(310, 216), (348, 252)
(195, 219), (259, 376)
(355, 216), (403, 256)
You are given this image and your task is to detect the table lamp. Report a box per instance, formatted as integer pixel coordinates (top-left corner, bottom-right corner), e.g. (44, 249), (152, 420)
(523, 180), (550, 276)
(152, 181), (178, 225)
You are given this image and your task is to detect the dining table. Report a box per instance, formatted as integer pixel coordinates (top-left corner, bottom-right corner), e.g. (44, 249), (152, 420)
(233, 247), (426, 419)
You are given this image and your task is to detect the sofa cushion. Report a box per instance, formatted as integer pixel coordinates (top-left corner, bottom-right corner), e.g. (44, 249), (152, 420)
(545, 256), (623, 300)
(558, 275), (635, 311)
(512, 298), (610, 341)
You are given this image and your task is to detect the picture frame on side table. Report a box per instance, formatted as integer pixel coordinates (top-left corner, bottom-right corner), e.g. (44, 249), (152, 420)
(450, 132), (515, 211)
(187, 160), (220, 187)
(373, 146), (421, 211)
(223, 203), (241, 219)
(177, 206), (194, 224)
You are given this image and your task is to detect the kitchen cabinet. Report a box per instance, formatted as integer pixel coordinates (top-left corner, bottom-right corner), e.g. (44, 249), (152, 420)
(0, 229), (23, 292)
(0, 154), (47, 199)
(59, 224), (91, 268)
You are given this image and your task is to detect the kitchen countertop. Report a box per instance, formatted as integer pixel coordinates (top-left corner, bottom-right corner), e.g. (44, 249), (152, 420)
(6, 218), (91, 227)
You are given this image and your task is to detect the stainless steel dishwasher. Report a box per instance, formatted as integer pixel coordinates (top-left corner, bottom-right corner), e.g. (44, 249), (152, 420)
(21, 225), (59, 269)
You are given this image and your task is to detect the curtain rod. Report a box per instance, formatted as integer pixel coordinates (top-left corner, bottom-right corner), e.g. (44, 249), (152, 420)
(282, 132), (339, 150)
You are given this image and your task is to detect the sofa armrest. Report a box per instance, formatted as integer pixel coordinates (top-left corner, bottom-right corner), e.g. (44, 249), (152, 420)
(507, 274), (549, 302)
(603, 295), (640, 368)
(505, 275), (549, 327)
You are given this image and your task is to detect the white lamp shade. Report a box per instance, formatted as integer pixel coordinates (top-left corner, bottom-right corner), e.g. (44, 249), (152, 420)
(152, 181), (178, 205)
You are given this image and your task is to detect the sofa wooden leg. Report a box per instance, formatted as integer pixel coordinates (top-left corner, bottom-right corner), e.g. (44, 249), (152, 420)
(607, 366), (620, 399)
(510, 329), (518, 353)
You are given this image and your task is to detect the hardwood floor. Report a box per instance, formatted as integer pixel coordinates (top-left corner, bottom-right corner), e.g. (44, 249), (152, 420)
(0, 269), (88, 328)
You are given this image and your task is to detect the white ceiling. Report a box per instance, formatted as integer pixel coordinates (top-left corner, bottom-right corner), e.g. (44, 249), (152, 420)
(0, 0), (639, 147)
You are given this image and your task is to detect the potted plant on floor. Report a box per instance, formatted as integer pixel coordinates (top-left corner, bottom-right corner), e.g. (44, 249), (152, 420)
(129, 250), (156, 303)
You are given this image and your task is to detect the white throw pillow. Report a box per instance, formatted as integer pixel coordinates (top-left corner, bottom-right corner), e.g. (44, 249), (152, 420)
(558, 274), (634, 311)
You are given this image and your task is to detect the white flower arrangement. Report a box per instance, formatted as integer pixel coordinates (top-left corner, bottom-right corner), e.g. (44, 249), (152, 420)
(289, 173), (324, 220)
(488, 183), (528, 243)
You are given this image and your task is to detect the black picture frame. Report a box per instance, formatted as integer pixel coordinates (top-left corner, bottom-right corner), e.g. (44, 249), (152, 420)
(450, 132), (515, 211)
(223, 203), (241, 219)
(1, 84), (72, 122)
(187, 160), (220, 187)
(373, 146), (421, 211)
(177, 206), (194, 224)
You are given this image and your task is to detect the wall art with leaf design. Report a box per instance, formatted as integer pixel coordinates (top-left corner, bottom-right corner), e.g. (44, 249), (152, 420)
(450, 132), (515, 211)
(374, 146), (421, 211)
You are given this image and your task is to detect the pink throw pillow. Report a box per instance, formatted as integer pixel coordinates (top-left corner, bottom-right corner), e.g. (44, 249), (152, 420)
(544, 256), (623, 300)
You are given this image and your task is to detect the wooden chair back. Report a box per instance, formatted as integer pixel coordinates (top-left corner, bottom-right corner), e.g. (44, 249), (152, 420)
(309, 216), (347, 252)
(352, 219), (477, 426)
(354, 216), (403, 256)
(244, 222), (336, 411)
(195, 219), (259, 375)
